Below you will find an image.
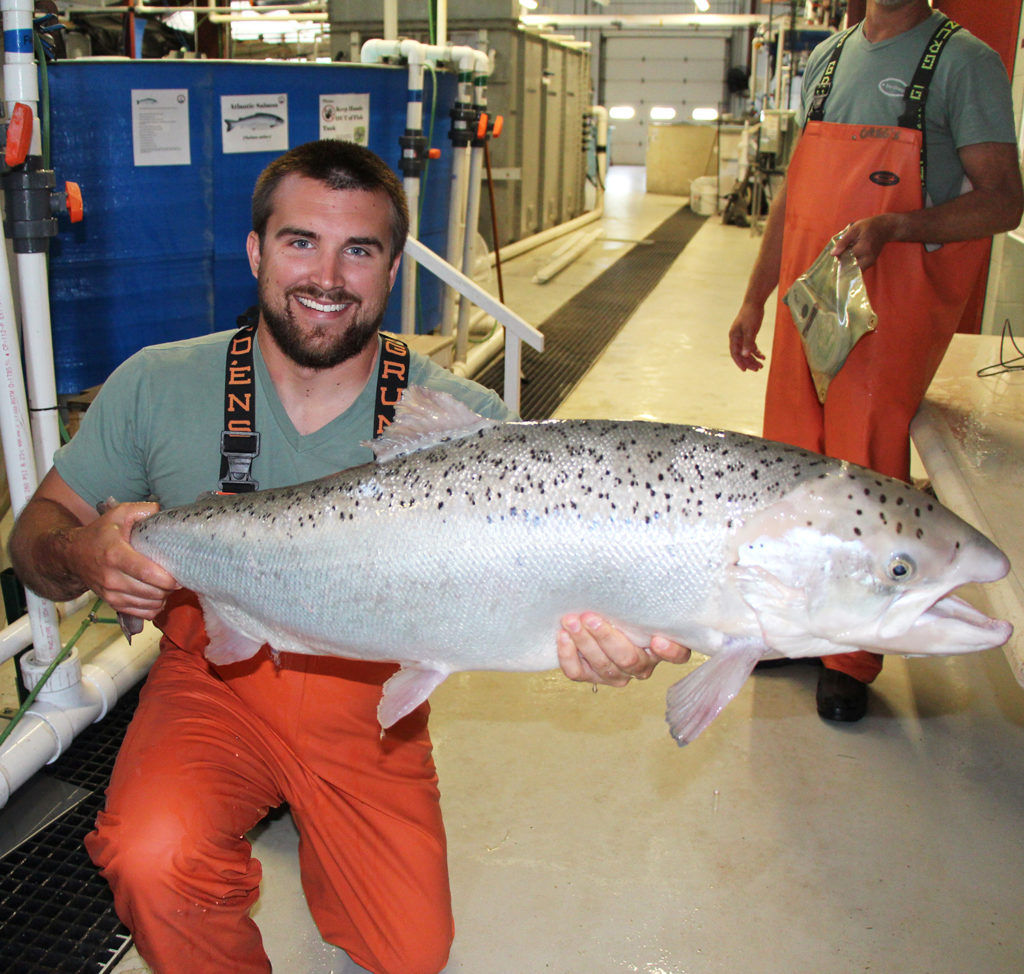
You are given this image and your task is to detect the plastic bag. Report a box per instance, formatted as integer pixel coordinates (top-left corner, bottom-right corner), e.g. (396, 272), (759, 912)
(783, 229), (878, 404)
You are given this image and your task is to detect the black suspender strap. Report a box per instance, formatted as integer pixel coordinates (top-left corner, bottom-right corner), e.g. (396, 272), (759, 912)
(218, 318), (411, 492)
(374, 334), (411, 438)
(896, 17), (961, 192)
(219, 308), (261, 494)
(807, 26), (855, 124)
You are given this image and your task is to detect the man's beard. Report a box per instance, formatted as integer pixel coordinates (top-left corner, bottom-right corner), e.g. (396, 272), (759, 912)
(259, 279), (385, 370)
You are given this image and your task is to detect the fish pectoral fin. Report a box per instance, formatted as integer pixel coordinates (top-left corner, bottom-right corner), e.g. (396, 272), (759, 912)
(364, 386), (498, 462)
(728, 564), (824, 655)
(198, 597), (265, 665)
(378, 665), (451, 729)
(664, 640), (765, 745)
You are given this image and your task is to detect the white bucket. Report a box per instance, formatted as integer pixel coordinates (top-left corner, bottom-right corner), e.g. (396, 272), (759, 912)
(689, 176), (719, 216)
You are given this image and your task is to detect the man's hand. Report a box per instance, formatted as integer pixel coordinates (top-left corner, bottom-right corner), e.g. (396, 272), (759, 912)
(66, 501), (180, 619)
(8, 468), (180, 615)
(557, 613), (691, 686)
(728, 302), (768, 372)
(830, 213), (901, 271)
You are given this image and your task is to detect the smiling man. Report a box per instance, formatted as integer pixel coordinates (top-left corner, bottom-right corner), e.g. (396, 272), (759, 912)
(8, 140), (689, 974)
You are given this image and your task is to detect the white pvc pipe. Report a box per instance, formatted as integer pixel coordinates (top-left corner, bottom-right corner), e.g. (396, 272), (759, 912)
(436, 0), (447, 46)
(0, 595), (94, 667)
(0, 172), (63, 674)
(0, 632), (159, 808)
(532, 226), (605, 285)
(455, 143), (485, 362)
(520, 13), (769, 29)
(17, 253), (61, 484)
(206, 10), (326, 22)
(441, 145), (470, 337)
(383, 0), (397, 40)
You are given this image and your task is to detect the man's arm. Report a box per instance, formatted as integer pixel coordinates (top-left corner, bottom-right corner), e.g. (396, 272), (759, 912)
(728, 178), (790, 372)
(8, 467), (179, 616)
(833, 141), (1024, 269)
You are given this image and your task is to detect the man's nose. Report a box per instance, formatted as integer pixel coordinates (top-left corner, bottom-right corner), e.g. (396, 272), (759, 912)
(310, 252), (346, 291)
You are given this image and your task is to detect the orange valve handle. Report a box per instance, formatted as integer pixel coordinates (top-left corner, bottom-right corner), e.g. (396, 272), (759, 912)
(476, 112), (489, 141)
(5, 103), (33, 167)
(492, 115), (504, 139)
(65, 181), (84, 222)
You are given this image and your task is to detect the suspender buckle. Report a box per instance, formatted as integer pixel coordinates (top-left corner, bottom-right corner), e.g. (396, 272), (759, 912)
(219, 430), (261, 492)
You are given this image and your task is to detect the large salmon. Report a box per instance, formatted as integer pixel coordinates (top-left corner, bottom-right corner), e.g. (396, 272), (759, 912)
(128, 387), (1012, 743)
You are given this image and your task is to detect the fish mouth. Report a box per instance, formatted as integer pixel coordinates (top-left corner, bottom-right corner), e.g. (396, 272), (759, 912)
(879, 592), (1012, 654)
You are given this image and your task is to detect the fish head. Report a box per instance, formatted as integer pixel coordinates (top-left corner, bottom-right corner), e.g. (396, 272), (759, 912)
(728, 465), (1011, 658)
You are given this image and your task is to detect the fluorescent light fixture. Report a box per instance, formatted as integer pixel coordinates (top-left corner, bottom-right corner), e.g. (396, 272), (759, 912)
(608, 105), (636, 120)
(692, 106), (719, 121)
(693, 0), (711, 11)
(518, 0), (538, 8)
(650, 106), (677, 121)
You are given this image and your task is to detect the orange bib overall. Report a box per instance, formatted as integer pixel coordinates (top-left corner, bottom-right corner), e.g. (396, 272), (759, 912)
(763, 21), (989, 682)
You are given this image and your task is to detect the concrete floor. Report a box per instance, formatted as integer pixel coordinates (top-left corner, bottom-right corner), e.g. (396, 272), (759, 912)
(109, 167), (1024, 974)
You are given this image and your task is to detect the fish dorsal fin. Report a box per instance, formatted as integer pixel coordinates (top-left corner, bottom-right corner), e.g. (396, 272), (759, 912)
(366, 385), (498, 462)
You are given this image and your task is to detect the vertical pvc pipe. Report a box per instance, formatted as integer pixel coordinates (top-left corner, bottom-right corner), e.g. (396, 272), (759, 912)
(400, 42), (425, 335)
(0, 0), (62, 667)
(0, 226), (62, 667)
(17, 253), (61, 482)
(455, 144), (484, 363)
(435, 0), (447, 47)
(383, 0), (397, 40)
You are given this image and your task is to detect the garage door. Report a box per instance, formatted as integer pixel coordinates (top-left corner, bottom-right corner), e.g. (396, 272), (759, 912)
(601, 32), (730, 166)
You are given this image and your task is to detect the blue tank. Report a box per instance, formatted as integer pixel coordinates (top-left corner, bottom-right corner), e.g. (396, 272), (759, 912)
(45, 59), (457, 394)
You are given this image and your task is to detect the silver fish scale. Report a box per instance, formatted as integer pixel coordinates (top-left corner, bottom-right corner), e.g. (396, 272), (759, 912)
(130, 421), (846, 669)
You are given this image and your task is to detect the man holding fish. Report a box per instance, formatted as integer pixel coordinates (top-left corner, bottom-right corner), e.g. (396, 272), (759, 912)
(8, 140), (689, 974)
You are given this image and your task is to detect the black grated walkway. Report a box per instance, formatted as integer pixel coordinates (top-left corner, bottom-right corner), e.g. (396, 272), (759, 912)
(476, 206), (706, 420)
(0, 687), (139, 974)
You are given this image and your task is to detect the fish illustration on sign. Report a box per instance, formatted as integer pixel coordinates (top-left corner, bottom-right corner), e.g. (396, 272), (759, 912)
(224, 112), (285, 132)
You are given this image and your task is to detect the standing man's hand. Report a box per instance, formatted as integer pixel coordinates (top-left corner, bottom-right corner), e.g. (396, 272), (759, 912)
(729, 303), (768, 371)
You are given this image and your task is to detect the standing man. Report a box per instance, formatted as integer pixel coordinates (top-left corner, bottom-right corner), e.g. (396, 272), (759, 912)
(9, 140), (688, 974)
(728, 1), (1023, 722)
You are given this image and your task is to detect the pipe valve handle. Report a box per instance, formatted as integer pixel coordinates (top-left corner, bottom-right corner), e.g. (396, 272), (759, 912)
(4, 103), (33, 168)
(65, 181), (84, 222)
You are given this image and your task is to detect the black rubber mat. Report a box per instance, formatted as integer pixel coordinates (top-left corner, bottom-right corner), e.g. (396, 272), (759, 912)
(0, 686), (140, 974)
(476, 205), (705, 420)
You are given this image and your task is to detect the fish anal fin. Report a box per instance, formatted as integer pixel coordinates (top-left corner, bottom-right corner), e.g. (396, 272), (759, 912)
(378, 665), (451, 729)
(665, 640), (765, 745)
(364, 386), (497, 462)
(199, 597), (265, 665)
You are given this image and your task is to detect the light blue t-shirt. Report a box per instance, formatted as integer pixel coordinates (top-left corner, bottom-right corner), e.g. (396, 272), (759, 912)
(55, 330), (512, 510)
(800, 11), (1017, 206)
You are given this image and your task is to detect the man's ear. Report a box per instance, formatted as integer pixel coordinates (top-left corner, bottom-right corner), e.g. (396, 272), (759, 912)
(387, 253), (401, 291)
(246, 231), (262, 279)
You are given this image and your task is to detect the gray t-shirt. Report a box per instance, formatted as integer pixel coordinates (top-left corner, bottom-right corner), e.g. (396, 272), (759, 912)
(800, 10), (1018, 206)
(55, 330), (512, 510)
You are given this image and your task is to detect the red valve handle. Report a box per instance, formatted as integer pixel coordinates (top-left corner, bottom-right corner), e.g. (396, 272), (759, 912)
(65, 181), (84, 223)
(5, 103), (32, 167)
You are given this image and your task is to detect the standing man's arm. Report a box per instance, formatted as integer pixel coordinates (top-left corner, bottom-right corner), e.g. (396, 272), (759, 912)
(8, 467), (179, 617)
(832, 141), (1024, 270)
(728, 178), (790, 372)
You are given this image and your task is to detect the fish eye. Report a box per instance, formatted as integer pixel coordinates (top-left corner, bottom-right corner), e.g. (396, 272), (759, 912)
(886, 554), (916, 581)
